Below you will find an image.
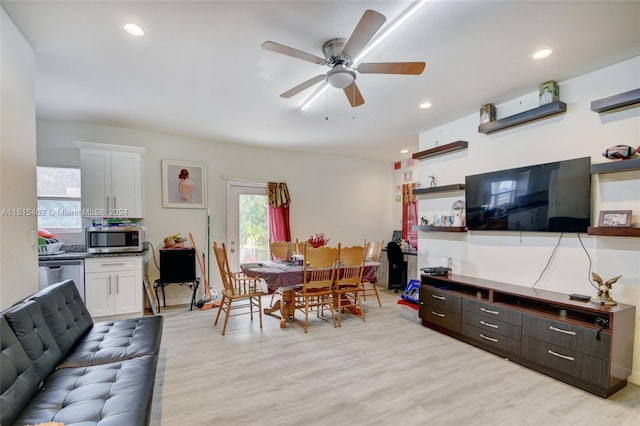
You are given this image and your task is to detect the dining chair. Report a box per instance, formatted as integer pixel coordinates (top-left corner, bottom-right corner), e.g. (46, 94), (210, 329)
(270, 240), (292, 261)
(293, 245), (339, 333)
(294, 239), (305, 255)
(268, 240), (296, 306)
(212, 241), (263, 336)
(360, 240), (383, 307)
(334, 242), (369, 326)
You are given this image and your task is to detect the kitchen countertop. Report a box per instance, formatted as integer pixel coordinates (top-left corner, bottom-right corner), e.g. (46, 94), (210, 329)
(38, 247), (148, 261)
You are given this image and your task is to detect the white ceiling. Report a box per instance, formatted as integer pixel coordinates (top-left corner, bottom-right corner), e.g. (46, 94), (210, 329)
(3, 1), (639, 161)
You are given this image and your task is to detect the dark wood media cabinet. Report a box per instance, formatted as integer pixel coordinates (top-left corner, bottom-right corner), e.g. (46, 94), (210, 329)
(419, 274), (636, 398)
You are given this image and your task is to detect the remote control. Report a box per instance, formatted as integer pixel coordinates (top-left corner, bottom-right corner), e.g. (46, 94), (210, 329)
(569, 293), (591, 301)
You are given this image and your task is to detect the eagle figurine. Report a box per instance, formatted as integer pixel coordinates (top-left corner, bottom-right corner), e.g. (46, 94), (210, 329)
(590, 272), (621, 306)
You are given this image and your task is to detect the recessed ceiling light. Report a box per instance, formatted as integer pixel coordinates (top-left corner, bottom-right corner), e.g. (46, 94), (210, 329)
(532, 48), (552, 60)
(123, 23), (145, 37)
(419, 102), (432, 109)
(401, 149), (409, 154)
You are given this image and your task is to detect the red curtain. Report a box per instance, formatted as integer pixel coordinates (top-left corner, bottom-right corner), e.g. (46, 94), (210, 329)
(402, 182), (418, 250)
(268, 182), (291, 242)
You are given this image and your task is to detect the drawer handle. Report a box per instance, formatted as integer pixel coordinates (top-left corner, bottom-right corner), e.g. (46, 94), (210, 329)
(431, 294), (445, 301)
(548, 349), (574, 362)
(431, 311), (445, 318)
(549, 326), (576, 336)
(480, 320), (498, 329)
(480, 307), (499, 315)
(480, 334), (498, 343)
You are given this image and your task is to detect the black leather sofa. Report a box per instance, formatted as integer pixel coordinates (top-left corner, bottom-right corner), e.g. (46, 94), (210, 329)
(1, 279), (163, 426)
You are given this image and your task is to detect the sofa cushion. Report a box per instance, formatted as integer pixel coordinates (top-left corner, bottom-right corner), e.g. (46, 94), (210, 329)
(30, 279), (93, 356)
(59, 316), (164, 368)
(3, 300), (63, 382)
(0, 316), (43, 426)
(13, 354), (158, 426)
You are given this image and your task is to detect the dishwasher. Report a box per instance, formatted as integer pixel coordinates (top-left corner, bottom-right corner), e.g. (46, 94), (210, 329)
(38, 258), (85, 300)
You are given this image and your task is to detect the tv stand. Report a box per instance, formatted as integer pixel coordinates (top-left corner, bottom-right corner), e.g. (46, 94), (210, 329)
(419, 274), (636, 398)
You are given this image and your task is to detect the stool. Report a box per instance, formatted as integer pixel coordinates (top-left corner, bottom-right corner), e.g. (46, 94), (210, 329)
(153, 278), (200, 312)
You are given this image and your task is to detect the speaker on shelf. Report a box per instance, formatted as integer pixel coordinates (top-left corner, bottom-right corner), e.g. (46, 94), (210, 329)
(159, 248), (196, 282)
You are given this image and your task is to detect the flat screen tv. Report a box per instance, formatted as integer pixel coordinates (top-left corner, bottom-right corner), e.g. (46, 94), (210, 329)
(465, 156), (591, 232)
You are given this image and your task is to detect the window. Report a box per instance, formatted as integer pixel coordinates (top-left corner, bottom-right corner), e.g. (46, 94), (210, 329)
(37, 167), (82, 231)
(489, 179), (516, 208)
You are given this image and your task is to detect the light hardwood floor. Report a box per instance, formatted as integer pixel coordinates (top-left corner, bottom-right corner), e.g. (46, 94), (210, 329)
(151, 288), (639, 425)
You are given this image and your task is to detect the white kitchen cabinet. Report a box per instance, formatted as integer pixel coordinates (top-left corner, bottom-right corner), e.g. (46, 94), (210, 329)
(84, 256), (143, 317)
(78, 142), (145, 218)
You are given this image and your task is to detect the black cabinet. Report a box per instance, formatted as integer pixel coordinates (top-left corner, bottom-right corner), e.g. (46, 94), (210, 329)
(160, 248), (196, 282)
(155, 248), (199, 311)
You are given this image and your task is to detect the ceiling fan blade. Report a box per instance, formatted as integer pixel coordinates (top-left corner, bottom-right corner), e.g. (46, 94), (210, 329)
(357, 62), (426, 75)
(280, 74), (326, 98)
(261, 41), (325, 65)
(341, 10), (386, 58)
(343, 82), (365, 107)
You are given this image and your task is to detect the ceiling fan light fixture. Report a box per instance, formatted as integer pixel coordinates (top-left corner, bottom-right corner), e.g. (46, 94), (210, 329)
(326, 67), (356, 89)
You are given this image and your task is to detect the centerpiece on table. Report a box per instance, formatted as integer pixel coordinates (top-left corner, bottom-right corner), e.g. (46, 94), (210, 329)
(308, 233), (330, 248)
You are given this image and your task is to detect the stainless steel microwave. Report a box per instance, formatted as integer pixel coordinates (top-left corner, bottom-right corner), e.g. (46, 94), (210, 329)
(86, 226), (145, 253)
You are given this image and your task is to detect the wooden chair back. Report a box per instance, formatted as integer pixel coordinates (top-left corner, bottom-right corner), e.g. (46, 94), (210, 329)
(336, 243), (368, 287)
(365, 240), (384, 262)
(213, 241), (236, 294)
(295, 239), (308, 255)
(270, 241), (292, 261)
(302, 245), (339, 292)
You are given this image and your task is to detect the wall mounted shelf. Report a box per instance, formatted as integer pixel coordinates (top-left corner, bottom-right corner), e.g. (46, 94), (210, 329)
(590, 157), (640, 174)
(587, 227), (640, 237)
(478, 101), (567, 134)
(417, 225), (467, 233)
(412, 141), (468, 160)
(413, 184), (465, 196)
(590, 88), (640, 113)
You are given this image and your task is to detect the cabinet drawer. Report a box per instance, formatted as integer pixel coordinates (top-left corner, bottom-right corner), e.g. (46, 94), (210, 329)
(85, 257), (141, 273)
(462, 311), (522, 341)
(521, 336), (609, 388)
(462, 299), (522, 326)
(420, 305), (461, 333)
(461, 323), (521, 356)
(522, 313), (611, 360)
(420, 287), (461, 314)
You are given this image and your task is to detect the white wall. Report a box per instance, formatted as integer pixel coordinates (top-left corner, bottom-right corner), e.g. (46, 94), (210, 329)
(417, 57), (640, 384)
(0, 8), (38, 309)
(36, 119), (395, 303)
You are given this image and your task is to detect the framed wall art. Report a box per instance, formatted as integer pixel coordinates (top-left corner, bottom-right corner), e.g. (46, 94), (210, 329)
(162, 160), (207, 208)
(598, 210), (632, 227)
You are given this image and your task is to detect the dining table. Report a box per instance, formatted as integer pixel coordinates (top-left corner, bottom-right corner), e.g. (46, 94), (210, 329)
(240, 260), (380, 328)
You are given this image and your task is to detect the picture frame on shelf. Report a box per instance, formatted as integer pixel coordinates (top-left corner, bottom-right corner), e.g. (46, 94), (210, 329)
(598, 210), (632, 227)
(162, 160), (207, 208)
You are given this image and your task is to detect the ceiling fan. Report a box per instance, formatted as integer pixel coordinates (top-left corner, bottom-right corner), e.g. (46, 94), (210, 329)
(261, 9), (426, 108)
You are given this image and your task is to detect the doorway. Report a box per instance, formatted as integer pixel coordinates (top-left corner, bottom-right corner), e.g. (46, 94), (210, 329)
(226, 182), (269, 271)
